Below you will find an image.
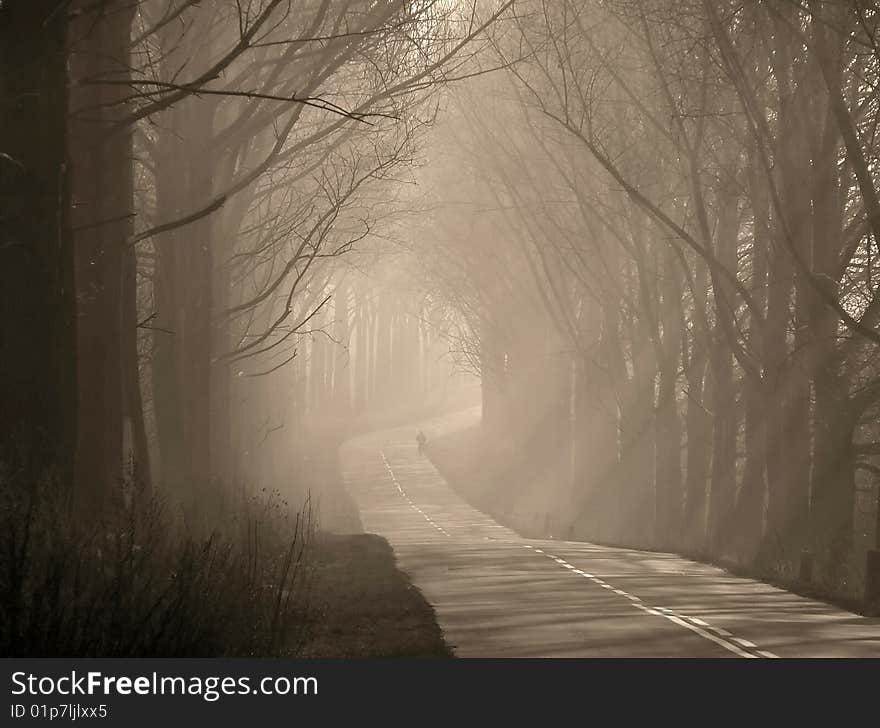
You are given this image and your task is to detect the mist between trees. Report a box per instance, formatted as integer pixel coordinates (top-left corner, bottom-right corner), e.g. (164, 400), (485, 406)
(0, 0), (494, 656)
(2, 0), (880, 655)
(412, 0), (880, 600)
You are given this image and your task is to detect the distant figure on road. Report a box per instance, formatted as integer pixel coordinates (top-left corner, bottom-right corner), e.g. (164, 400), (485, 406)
(416, 430), (427, 456)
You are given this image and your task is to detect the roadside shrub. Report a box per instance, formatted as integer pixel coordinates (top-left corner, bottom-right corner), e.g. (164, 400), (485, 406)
(0, 481), (313, 657)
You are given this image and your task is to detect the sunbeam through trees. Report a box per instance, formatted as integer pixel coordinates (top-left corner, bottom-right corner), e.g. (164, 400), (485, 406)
(4, 0), (880, 669)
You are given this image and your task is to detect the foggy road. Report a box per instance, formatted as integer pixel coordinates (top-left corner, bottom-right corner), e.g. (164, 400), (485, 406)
(340, 408), (880, 658)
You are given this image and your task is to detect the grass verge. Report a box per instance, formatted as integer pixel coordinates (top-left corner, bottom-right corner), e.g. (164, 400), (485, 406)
(301, 533), (451, 658)
(296, 425), (453, 657)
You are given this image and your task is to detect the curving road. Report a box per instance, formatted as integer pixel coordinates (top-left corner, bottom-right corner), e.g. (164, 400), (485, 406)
(340, 408), (880, 657)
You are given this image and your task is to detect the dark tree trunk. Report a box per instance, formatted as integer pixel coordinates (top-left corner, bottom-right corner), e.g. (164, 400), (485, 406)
(68, 2), (137, 511)
(572, 295), (619, 542)
(619, 297), (657, 548)
(735, 150), (770, 564)
(0, 1), (76, 492)
(706, 180), (740, 560)
(178, 115), (215, 528)
(762, 11), (812, 573)
(152, 106), (186, 501)
(152, 93), (216, 528)
(309, 301), (329, 411)
(210, 246), (232, 505)
(333, 283), (352, 414)
(654, 248), (683, 551)
(762, 240), (797, 566)
(684, 353), (710, 553)
(684, 264), (711, 554)
(808, 37), (853, 585)
(122, 238), (152, 500)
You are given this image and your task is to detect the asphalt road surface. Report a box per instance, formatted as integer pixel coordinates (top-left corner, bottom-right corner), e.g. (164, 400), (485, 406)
(340, 408), (880, 657)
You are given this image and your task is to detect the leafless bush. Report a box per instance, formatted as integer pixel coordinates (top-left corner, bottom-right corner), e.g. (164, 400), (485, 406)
(0, 480), (313, 657)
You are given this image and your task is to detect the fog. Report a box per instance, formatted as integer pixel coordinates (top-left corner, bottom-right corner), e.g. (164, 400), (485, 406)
(4, 0), (880, 658)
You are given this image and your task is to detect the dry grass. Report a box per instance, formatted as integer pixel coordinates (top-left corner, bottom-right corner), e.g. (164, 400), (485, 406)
(0, 482), (313, 657)
(301, 533), (451, 658)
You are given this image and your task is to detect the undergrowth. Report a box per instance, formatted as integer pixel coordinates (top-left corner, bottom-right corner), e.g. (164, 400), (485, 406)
(0, 482), (313, 657)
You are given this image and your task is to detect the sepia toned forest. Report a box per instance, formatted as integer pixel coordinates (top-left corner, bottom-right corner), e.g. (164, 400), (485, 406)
(0, 0), (488, 656)
(417, 0), (880, 601)
(5, 0), (880, 657)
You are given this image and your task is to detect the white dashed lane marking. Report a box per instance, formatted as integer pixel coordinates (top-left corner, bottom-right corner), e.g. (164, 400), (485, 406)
(521, 544), (779, 659)
(381, 450), (450, 537)
(381, 446), (777, 659)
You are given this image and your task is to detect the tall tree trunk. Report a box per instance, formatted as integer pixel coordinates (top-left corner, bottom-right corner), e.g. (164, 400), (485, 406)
(179, 139), (214, 527)
(373, 293), (392, 407)
(735, 148), (770, 564)
(353, 290), (369, 412)
(758, 8), (812, 574)
(808, 31), (853, 585)
(122, 238), (152, 501)
(309, 301), (328, 412)
(0, 1), (75, 493)
(69, 2), (136, 510)
(706, 179), (740, 559)
(333, 282), (352, 413)
(619, 278), (657, 549)
(655, 247), (683, 551)
(480, 316), (506, 437)
(572, 294), (619, 541)
(151, 110), (185, 500)
(762, 237), (797, 566)
(684, 264), (711, 554)
(152, 93), (215, 527)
